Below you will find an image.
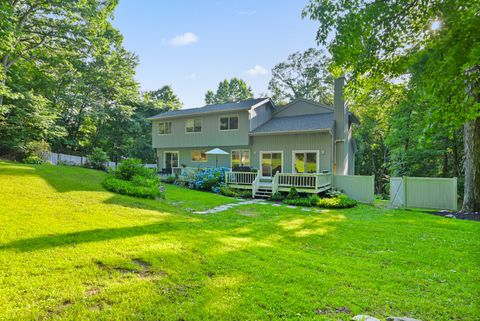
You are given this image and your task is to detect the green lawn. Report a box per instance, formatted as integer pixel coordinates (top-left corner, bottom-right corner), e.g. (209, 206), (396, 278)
(0, 162), (478, 321)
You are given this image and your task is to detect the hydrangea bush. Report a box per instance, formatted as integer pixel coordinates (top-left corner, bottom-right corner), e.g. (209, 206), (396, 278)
(182, 167), (229, 192)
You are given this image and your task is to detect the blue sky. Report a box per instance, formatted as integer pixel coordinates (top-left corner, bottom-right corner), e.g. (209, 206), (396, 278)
(112, 0), (319, 108)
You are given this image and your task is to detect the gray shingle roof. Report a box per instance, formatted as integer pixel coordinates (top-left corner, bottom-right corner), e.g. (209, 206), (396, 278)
(148, 98), (269, 120)
(250, 113), (334, 135)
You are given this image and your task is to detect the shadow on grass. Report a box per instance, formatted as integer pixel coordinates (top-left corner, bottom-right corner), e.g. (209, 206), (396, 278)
(0, 220), (198, 252)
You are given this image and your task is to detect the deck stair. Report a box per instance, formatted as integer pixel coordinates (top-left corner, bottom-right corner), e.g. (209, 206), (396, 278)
(254, 178), (273, 199)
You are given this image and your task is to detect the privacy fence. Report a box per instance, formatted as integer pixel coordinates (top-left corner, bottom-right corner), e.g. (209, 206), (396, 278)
(43, 152), (156, 169)
(333, 175), (375, 204)
(390, 176), (458, 211)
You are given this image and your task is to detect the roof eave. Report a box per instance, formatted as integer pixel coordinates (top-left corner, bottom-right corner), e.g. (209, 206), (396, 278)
(249, 128), (331, 136)
(147, 106), (252, 121)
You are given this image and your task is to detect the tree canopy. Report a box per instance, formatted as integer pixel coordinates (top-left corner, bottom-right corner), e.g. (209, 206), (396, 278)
(204, 78), (253, 105)
(268, 48), (333, 105)
(303, 0), (480, 211)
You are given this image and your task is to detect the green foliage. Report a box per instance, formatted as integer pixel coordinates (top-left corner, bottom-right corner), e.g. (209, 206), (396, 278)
(270, 192), (285, 201)
(102, 176), (163, 200)
(317, 194), (357, 209)
(86, 148), (109, 170)
(161, 175), (176, 184)
(269, 48), (333, 104)
(204, 78), (253, 104)
(23, 155), (44, 164)
(114, 158), (154, 181)
(286, 187), (300, 200)
(219, 185), (238, 197)
(283, 194), (320, 207)
(24, 140), (51, 159)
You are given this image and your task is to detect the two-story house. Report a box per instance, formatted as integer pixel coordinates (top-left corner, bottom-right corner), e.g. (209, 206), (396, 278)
(149, 77), (358, 196)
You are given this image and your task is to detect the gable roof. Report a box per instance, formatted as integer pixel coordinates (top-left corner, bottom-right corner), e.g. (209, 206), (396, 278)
(148, 98), (271, 120)
(250, 113), (334, 135)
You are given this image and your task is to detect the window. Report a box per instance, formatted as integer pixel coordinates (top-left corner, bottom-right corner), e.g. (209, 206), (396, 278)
(220, 116), (239, 131)
(231, 150), (250, 169)
(293, 151), (318, 173)
(158, 122), (172, 135)
(192, 150), (207, 162)
(186, 119), (202, 133)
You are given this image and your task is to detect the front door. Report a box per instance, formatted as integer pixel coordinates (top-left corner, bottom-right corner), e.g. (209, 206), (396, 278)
(261, 152), (282, 177)
(164, 151), (179, 169)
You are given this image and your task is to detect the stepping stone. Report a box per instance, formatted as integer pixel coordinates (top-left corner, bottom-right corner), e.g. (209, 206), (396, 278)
(352, 316), (381, 321)
(271, 204), (281, 207)
(286, 205), (297, 209)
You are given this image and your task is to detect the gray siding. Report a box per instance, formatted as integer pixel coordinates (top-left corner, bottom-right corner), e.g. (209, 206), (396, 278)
(152, 111), (250, 148)
(274, 100), (333, 118)
(251, 132), (333, 173)
(250, 104), (273, 131)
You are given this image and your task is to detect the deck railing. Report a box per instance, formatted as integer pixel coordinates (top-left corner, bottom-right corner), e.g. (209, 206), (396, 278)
(251, 173), (261, 198)
(225, 171), (257, 185)
(277, 173), (332, 189)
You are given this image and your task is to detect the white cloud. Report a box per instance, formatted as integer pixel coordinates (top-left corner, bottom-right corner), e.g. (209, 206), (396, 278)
(186, 73), (197, 80)
(238, 10), (257, 16)
(245, 64), (269, 76)
(168, 32), (199, 47)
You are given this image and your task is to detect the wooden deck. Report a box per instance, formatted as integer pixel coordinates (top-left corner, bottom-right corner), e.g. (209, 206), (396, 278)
(225, 171), (332, 198)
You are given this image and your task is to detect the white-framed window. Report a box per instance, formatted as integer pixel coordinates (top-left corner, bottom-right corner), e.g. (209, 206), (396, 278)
(186, 118), (202, 133)
(292, 150), (319, 173)
(192, 150), (207, 162)
(219, 115), (239, 131)
(231, 150), (250, 169)
(158, 121), (172, 135)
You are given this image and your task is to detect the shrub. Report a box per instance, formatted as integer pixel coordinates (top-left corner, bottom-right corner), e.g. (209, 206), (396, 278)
(114, 158), (154, 181)
(283, 194), (319, 207)
(186, 167), (228, 191)
(270, 192), (285, 201)
(24, 140), (50, 159)
(286, 187), (300, 200)
(237, 190), (252, 199)
(24, 155), (44, 164)
(161, 175), (176, 184)
(317, 194), (357, 209)
(102, 176), (163, 199)
(326, 189), (343, 198)
(86, 148), (109, 170)
(219, 185), (238, 197)
(283, 197), (314, 207)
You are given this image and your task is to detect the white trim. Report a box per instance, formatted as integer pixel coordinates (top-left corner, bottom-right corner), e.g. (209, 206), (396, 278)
(249, 128), (331, 136)
(163, 151), (179, 168)
(185, 118), (202, 134)
(291, 150), (320, 174)
(218, 114), (240, 132)
(259, 150), (284, 177)
(230, 149), (251, 169)
(158, 121), (173, 135)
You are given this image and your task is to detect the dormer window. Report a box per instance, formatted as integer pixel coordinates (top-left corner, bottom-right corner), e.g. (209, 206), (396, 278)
(220, 116), (239, 131)
(186, 118), (202, 133)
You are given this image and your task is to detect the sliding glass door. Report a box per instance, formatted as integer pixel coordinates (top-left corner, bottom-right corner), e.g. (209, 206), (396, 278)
(261, 152), (282, 177)
(164, 151), (179, 169)
(293, 151), (318, 173)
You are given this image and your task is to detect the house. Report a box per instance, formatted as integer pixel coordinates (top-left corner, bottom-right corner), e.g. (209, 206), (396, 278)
(149, 77), (359, 197)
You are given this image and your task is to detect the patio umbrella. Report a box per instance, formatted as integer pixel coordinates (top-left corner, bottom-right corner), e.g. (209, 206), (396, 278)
(205, 148), (229, 167)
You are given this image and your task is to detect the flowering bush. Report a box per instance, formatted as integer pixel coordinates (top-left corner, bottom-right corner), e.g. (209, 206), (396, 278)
(184, 167), (229, 192)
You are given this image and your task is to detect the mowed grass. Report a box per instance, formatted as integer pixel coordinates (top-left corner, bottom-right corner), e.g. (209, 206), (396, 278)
(0, 162), (479, 321)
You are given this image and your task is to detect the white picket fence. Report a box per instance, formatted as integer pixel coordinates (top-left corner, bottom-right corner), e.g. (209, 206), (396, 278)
(390, 176), (458, 211)
(43, 152), (156, 169)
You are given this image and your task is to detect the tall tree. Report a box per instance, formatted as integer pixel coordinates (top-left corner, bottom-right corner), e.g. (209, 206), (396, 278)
(204, 78), (253, 104)
(304, 0), (480, 211)
(268, 48), (333, 105)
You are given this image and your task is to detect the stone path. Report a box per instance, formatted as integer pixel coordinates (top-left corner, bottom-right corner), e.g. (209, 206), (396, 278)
(193, 199), (326, 215)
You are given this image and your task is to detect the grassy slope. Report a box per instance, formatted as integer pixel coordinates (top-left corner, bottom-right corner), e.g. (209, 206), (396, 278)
(0, 162), (478, 321)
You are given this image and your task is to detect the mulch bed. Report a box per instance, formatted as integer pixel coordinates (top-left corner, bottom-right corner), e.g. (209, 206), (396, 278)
(428, 210), (480, 222)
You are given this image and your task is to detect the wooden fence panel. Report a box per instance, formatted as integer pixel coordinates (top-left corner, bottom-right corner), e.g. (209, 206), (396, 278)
(332, 175), (375, 204)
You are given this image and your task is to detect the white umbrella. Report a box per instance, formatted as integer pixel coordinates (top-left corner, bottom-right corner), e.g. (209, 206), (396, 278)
(205, 148), (229, 167)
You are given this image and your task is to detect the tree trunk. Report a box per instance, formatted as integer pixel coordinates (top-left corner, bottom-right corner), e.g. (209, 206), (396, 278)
(462, 116), (480, 212)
